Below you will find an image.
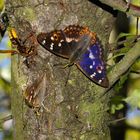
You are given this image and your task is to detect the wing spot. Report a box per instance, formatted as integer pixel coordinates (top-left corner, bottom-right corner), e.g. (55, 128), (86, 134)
(96, 66), (103, 73)
(58, 42), (61, 47)
(98, 79), (102, 84)
(89, 51), (95, 59)
(60, 39), (64, 42)
(51, 36), (54, 41)
(90, 72), (96, 78)
(50, 43), (54, 50)
(42, 40), (46, 45)
(89, 65), (93, 69)
(98, 70), (102, 73)
(66, 37), (73, 43)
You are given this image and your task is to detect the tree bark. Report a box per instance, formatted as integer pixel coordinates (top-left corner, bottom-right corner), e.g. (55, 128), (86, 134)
(7, 0), (120, 140)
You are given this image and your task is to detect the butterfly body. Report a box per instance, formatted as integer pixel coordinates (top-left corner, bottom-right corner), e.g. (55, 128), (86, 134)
(37, 25), (109, 87)
(68, 34), (92, 65)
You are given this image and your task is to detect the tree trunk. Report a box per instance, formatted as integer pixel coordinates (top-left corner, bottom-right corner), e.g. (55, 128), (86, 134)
(7, 0), (115, 140)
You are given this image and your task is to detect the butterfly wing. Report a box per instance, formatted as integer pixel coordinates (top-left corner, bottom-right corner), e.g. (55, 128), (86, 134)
(68, 34), (92, 65)
(24, 73), (46, 108)
(37, 30), (72, 59)
(37, 25), (96, 59)
(76, 39), (109, 88)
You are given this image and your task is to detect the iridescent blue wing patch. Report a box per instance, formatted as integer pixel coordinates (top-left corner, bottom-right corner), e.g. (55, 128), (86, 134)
(76, 39), (109, 87)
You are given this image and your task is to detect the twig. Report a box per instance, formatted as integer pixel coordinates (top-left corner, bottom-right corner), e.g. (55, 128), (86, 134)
(109, 117), (126, 124)
(98, 0), (140, 17)
(0, 114), (12, 124)
(96, 39), (140, 96)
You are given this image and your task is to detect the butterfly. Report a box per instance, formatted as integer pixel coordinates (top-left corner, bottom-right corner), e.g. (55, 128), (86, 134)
(23, 72), (46, 109)
(0, 13), (9, 39)
(37, 25), (109, 88)
(8, 28), (38, 67)
(9, 28), (37, 57)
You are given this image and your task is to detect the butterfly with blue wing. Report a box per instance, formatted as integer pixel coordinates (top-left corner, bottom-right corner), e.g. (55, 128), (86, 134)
(37, 25), (109, 88)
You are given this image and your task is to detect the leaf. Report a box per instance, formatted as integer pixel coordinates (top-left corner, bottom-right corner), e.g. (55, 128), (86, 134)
(109, 46), (130, 61)
(123, 89), (140, 109)
(110, 96), (124, 114)
(110, 35), (137, 61)
(110, 104), (124, 114)
(131, 57), (140, 72)
(123, 35), (137, 47)
(114, 70), (129, 92)
(115, 32), (134, 43)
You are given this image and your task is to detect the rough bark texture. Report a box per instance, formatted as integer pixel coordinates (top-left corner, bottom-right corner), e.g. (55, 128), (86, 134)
(7, 0), (116, 140)
(6, 0), (140, 139)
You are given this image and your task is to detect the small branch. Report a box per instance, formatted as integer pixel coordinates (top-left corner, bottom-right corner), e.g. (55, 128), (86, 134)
(0, 114), (12, 124)
(109, 40), (140, 85)
(0, 50), (17, 54)
(97, 40), (140, 96)
(99, 0), (140, 17)
(109, 117), (126, 124)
